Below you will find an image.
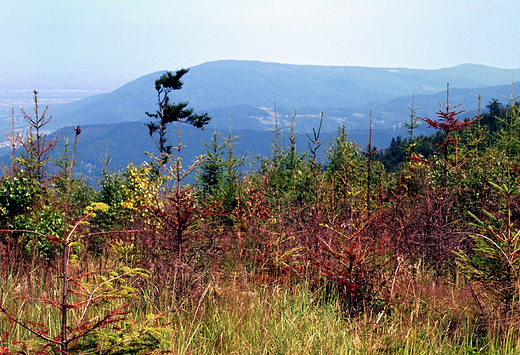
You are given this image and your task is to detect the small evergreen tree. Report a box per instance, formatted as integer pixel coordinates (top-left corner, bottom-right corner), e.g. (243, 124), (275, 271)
(404, 94), (420, 157)
(197, 128), (226, 198)
(17, 90), (59, 182)
(145, 69), (210, 166)
(420, 84), (471, 189)
(197, 120), (244, 218)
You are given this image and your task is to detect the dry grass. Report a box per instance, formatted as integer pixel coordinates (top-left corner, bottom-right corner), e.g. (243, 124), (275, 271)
(3, 256), (520, 354)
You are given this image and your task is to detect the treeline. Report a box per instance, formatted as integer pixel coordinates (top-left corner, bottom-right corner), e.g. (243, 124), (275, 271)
(376, 97), (518, 171)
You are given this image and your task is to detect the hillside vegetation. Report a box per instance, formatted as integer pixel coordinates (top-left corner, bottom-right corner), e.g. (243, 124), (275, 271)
(3, 85), (520, 354)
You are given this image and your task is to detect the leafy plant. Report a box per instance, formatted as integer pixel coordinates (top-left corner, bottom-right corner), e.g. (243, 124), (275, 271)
(0, 173), (36, 223)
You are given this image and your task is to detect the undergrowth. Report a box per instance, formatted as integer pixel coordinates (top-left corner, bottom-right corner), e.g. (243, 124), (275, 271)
(2, 83), (520, 353)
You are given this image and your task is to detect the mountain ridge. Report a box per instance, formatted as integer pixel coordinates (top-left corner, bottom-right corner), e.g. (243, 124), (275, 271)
(47, 60), (520, 131)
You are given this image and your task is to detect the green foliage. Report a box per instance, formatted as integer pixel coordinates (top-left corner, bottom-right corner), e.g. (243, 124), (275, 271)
(95, 169), (134, 229)
(0, 172), (36, 222)
(324, 125), (365, 213)
(0, 172), (67, 259)
(73, 320), (165, 355)
(495, 97), (520, 161)
(197, 128), (227, 198)
(404, 94), (421, 156)
(12, 204), (64, 259)
(145, 69), (211, 162)
(374, 136), (407, 172)
(196, 124), (244, 224)
(456, 170), (520, 313)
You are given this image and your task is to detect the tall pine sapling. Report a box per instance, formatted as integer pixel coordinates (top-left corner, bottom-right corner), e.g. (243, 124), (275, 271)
(18, 91), (59, 182)
(420, 84), (471, 189)
(197, 127), (226, 198)
(496, 82), (520, 160)
(145, 69), (210, 166)
(361, 110), (382, 212)
(306, 112), (325, 212)
(404, 94), (420, 157)
(464, 89), (489, 155)
(222, 115), (244, 212)
(456, 167), (520, 317)
(197, 115), (244, 213)
(145, 69), (211, 262)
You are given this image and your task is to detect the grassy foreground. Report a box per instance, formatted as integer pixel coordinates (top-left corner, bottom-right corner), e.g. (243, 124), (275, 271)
(3, 264), (520, 355)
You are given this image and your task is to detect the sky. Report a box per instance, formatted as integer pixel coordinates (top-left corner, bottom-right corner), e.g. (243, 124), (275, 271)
(2, 0), (520, 90)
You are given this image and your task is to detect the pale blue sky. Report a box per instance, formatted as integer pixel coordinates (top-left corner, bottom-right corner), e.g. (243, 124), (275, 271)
(1, 0), (519, 89)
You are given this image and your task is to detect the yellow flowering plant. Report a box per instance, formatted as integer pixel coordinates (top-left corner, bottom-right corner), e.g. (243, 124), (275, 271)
(121, 164), (163, 222)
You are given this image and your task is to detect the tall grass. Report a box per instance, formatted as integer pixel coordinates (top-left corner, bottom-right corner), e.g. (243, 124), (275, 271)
(114, 273), (520, 354)
(4, 257), (520, 354)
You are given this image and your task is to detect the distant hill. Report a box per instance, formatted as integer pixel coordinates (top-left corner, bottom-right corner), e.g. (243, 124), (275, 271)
(3, 60), (520, 181)
(48, 60), (520, 132)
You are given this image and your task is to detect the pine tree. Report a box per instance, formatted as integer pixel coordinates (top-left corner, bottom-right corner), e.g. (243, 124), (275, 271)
(145, 69), (210, 165)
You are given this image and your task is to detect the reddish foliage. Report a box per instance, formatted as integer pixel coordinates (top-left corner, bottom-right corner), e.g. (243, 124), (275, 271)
(420, 85), (473, 153)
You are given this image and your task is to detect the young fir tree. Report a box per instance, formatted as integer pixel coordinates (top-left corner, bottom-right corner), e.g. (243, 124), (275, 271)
(18, 90), (59, 182)
(197, 117), (244, 215)
(145, 69), (210, 166)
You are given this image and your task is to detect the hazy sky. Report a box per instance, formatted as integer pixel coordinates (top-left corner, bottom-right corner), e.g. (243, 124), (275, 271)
(2, 0), (519, 88)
